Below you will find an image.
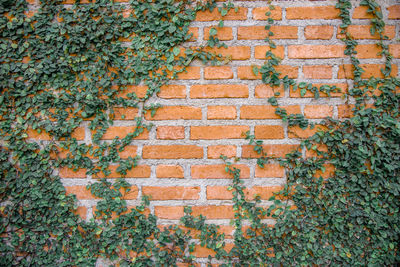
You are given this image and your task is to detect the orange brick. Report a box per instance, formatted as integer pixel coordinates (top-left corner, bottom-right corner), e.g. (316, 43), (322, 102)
(116, 85), (148, 98)
(204, 66), (233, 79)
(288, 45), (345, 59)
(187, 27), (198, 42)
(238, 26), (298, 40)
(102, 126), (149, 140)
(242, 144), (297, 158)
(95, 165), (151, 179)
(155, 205), (235, 220)
(338, 104), (354, 118)
(255, 84), (284, 98)
(74, 206), (87, 220)
(204, 27), (233, 41)
(142, 145), (203, 159)
(65, 185), (138, 200)
(355, 44), (382, 59)
(207, 186), (283, 200)
(338, 64), (398, 79)
(196, 7), (247, 21)
(142, 187), (200, 200)
(254, 125), (284, 139)
(240, 105), (301, 119)
(191, 164), (250, 179)
(156, 165), (184, 178)
(255, 164), (285, 178)
(202, 46), (251, 60)
(59, 167), (86, 178)
(303, 65), (332, 79)
(119, 146), (138, 159)
(192, 243), (234, 258)
(289, 83), (347, 98)
(304, 105), (333, 118)
(388, 5), (400, 19)
(27, 127), (84, 141)
(286, 6), (340, 19)
(253, 6), (282, 20)
(337, 25), (395, 39)
(288, 125), (326, 139)
(158, 85), (186, 99)
(238, 65), (298, 79)
(304, 25), (333, 40)
(190, 84), (248, 98)
(112, 107), (139, 120)
(389, 44), (400, 58)
(353, 6), (376, 19)
(157, 126), (185, 140)
(176, 66), (201, 80)
(254, 46), (285, 59)
(190, 126), (249, 140)
(154, 206), (184, 219)
(207, 145), (236, 159)
(145, 106), (201, 120)
(207, 106), (236, 120)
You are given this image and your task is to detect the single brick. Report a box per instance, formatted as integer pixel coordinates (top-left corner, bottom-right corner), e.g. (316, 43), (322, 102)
(65, 185), (137, 200)
(238, 26), (298, 40)
(355, 44), (382, 59)
(286, 6), (340, 19)
(207, 145), (236, 159)
(304, 25), (333, 40)
(191, 244), (234, 258)
(207, 106), (236, 120)
(255, 84), (284, 98)
(190, 84), (248, 98)
(242, 144), (297, 158)
(255, 164), (285, 178)
(202, 46), (250, 60)
(187, 27), (198, 42)
(240, 105), (301, 119)
(196, 7), (247, 21)
(338, 64), (398, 79)
(142, 186), (200, 200)
(155, 205), (235, 220)
(254, 45), (285, 59)
(388, 5), (400, 19)
(116, 85), (148, 98)
(207, 186), (283, 200)
(337, 25), (395, 39)
(288, 125), (326, 139)
(190, 126), (249, 139)
(119, 146), (138, 159)
(253, 6), (282, 20)
(288, 45), (345, 59)
(353, 6), (376, 19)
(156, 165), (184, 178)
(101, 126), (149, 139)
(158, 85), (186, 99)
(176, 66), (201, 80)
(289, 83), (347, 98)
(142, 145), (203, 159)
(144, 106), (202, 120)
(238, 66), (298, 79)
(254, 125), (284, 139)
(303, 65), (332, 79)
(154, 206), (184, 219)
(204, 27), (233, 41)
(157, 126), (185, 140)
(112, 107), (139, 120)
(191, 164), (250, 179)
(74, 206), (87, 220)
(59, 167), (86, 178)
(27, 127), (84, 141)
(95, 165), (151, 178)
(304, 105), (333, 118)
(204, 66), (233, 79)
(389, 44), (400, 58)
(338, 104), (354, 118)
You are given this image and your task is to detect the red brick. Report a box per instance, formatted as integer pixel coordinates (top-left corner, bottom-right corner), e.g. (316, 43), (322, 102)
(74, 206), (87, 220)
(101, 126), (149, 140)
(59, 167), (86, 178)
(242, 144), (298, 158)
(190, 126), (249, 139)
(158, 85), (186, 99)
(207, 106), (236, 120)
(304, 25), (333, 40)
(255, 84), (284, 98)
(145, 106), (202, 120)
(119, 146), (138, 159)
(303, 65), (332, 79)
(65, 185), (138, 200)
(207, 186), (283, 200)
(388, 5), (400, 19)
(337, 25), (395, 39)
(253, 6), (282, 20)
(27, 127), (84, 141)
(187, 27), (198, 42)
(204, 66), (233, 79)
(142, 145), (203, 159)
(196, 7), (247, 21)
(202, 46), (251, 60)
(288, 45), (345, 59)
(240, 105), (301, 119)
(289, 83), (347, 98)
(207, 145), (236, 159)
(155, 205), (235, 219)
(238, 65), (298, 79)
(112, 107), (139, 120)
(176, 66), (201, 80)
(142, 187), (200, 200)
(156, 165), (184, 178)
(191, 164), (250, 179)
(157, 126), (185, 140)
(304, 105), (333, 118)
(154, 206), (184, 219)
(254, 125), (284, 139)
(286, 6), (340, 19)
(389, 44), (400, 58)
(95, 165), (151, 179)
(254, 46), (285, 59)
(190, 84), (248, 98)
(238, 26), (298, 40)
(354, 44), (382, 59)
(288, 125), (326, 139)
(204, 27), (233, 41)
(352, 6), (376, 19)
(338, 104), (354, 118)
(338, 64), (398, 79)
(255, 164), (285, 178)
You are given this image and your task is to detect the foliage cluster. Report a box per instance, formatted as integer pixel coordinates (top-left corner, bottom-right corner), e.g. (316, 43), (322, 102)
(0, 0), (399, 266)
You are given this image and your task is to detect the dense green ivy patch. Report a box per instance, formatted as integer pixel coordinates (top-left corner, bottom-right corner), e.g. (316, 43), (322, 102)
(0, 0), (399, 266)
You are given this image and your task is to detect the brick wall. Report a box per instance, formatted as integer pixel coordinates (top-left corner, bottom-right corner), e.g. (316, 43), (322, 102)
(55, 0), (399, 247)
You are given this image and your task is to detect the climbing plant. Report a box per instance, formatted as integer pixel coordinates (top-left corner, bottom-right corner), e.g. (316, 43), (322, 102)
(0, 0), (399, 266)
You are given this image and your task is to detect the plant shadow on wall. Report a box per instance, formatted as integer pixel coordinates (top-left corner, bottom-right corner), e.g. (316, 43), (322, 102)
(0, 0), (399, 266)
